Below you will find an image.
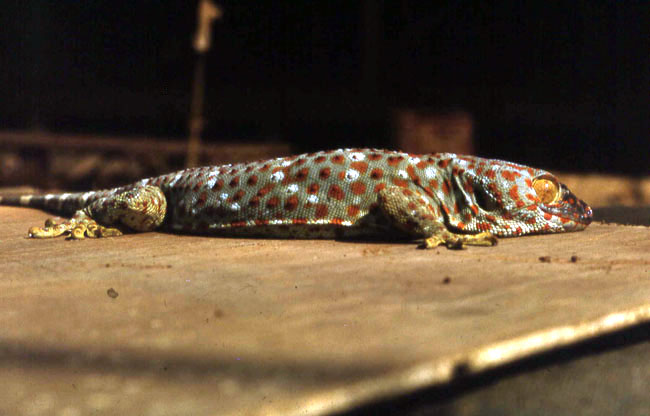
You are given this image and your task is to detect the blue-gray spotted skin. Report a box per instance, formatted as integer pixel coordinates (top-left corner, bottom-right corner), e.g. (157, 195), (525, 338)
(0, 149), (593, 243)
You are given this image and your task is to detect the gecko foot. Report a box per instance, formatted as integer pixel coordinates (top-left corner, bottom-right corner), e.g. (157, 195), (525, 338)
(420, 232), (498, 250)
(28, 214), (123, 239)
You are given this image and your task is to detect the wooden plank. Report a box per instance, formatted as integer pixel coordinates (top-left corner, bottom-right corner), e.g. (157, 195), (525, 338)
(0, 206), (649, 415)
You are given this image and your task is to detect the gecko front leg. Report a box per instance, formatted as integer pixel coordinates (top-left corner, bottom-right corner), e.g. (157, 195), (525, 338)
(28, 185), (167, 239)
(378, 186), (497, 249)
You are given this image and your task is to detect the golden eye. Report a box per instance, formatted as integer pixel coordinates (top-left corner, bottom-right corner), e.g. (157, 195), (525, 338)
(532, 177), (560, 204)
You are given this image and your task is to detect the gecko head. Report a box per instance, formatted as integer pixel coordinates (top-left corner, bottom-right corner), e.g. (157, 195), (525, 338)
(447, 156), (592, 237)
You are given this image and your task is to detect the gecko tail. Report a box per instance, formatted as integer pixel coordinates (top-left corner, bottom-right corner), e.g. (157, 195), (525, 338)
(0, 192), (94, 216)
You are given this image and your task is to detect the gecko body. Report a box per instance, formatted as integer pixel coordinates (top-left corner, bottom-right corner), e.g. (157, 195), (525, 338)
(0, 149), (592, 248)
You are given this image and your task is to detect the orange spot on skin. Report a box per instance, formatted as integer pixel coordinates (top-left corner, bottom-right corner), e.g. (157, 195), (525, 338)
(307, 183), (320, 194)
(485, 170), (496, 179)
(350, 161), (369, 174)
(370, 168), (383, 180)
(470, 205), (479, 215)
(229, 177), (239, 188)
(442, 180), (451, 195)
(407, 202), (417, 210)
(212, 179), (224, 191)
(315, 204), (328, 218)
(392, 178), (409, 188)
(266, 197), (280, 208)
(387, 156), (404, 166)
(292, 218), (308, 224)
(331, 218), (344, 225)
(257, 183), (275, 196)
(424, 187), (435, 197)
(402, 189), (413, 197)
(429, 179), (439, 189)
(248, 196), (260, 207)
(437, 159), (450, 169)
(453, 202), (459, 214)
(544, 213), (553, 220)
(456, 222), (466, 230)
(406, 165), (418, 180)
(442, 205), (451, 215)
(328, 185), (345, 201)
(350, 181), (367, 195)
(485, 214), (496, 222)
(314, 156), (327, 163)
(526, 205), (537, 211)
(368, 153), (383, 161)
(509, 185), (520, 201)
(560, 217), (571, 224)
(232, 190), (245, 201)
(347, 205), (360, 217)
(526, 193), (540, 202)
(331, 154), (345, 164)
(526, 217), (537, 225)
(338, 171), (346, 181)
(285, 195), (299, 211)
(416, 161), (427, 169)
(501, 170), (520, 181)
(374, 183), (386, 193)
(247, 175), (259, 186)
(516, 200), (526, 208)
(525, 178), (533, 187)
(295, 168), (309, 182)
(259, 163), (271, 172)
(255, 219), (269, 226)
(197, 192), (207, 206)
(319, 168), (331, 180)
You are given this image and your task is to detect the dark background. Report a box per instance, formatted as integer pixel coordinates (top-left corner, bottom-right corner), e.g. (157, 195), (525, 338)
(1, 1), (648, 174)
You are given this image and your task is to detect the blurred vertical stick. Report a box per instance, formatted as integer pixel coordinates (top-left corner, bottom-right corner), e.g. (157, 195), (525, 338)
(187, 0), (222, 168)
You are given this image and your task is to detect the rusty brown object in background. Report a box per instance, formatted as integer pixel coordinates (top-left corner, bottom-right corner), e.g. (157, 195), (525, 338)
(393, 109), (474, 155)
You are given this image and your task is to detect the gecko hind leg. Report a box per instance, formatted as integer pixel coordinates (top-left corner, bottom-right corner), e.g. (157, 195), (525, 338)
(28, 185), (167, 239)
(378, 186), (498, 249)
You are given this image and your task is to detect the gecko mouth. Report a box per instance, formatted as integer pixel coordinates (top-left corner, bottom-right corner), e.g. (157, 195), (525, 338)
(540, 187), (593, 226)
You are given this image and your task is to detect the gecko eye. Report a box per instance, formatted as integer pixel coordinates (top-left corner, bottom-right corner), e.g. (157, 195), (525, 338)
(533, 176), (560, 204)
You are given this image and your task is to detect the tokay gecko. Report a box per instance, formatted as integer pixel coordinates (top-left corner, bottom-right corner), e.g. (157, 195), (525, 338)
(0, 149), (592, 249)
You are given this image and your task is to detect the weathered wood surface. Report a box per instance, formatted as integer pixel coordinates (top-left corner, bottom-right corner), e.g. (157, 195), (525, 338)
(0, 206), (648, 416)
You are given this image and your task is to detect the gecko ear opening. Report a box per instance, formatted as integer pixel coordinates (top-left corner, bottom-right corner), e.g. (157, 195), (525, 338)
(532, 176), (560, 204)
